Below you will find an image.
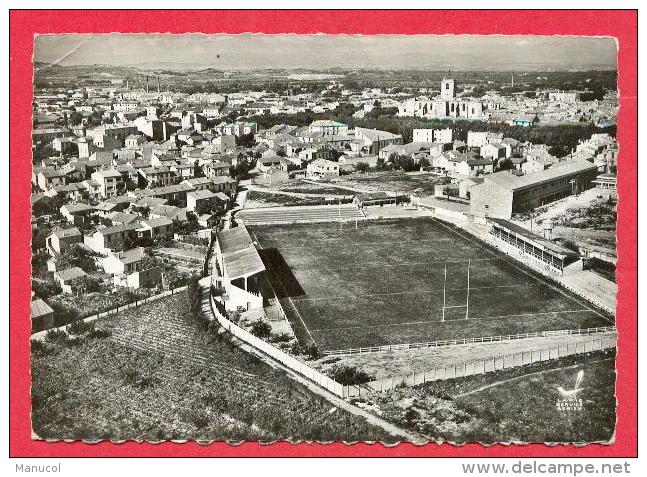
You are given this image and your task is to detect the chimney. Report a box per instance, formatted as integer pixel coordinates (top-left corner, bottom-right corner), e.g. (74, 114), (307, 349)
(145, 76), (149, 93)
(157, 75), (161, 93)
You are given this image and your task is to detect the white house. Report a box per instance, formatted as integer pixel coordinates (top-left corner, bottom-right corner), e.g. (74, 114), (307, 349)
(306, 159), (340, 179)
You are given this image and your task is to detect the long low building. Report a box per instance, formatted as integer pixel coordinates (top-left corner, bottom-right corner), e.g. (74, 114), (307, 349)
(488, 218), (580, 274)
(470, 159), (599, 219)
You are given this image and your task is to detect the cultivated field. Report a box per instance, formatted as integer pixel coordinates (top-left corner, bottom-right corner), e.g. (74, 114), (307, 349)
(251, 218), (613, 352)
(246, 190), (337, 208)
(361, 349), (616, 443)
(30, 294), (394, 442)
(333, 171), (447, 196)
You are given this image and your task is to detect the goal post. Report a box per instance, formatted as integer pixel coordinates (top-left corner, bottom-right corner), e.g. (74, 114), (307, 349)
(440, 258), (471, 322)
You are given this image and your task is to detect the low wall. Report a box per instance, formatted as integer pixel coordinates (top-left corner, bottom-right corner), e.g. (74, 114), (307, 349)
(209, 292), (616, 400)
(209, 294), (345, 397)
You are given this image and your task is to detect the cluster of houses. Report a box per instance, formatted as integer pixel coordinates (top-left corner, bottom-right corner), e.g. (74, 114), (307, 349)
(249, 121), (404, 185)
(30, 88), (264, 331)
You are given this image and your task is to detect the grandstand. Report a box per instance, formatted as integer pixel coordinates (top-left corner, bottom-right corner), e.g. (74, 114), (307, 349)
(236, 204), (365, 226)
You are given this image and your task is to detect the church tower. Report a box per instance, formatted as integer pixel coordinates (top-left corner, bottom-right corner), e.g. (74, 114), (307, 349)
(440, 78), (455, 101)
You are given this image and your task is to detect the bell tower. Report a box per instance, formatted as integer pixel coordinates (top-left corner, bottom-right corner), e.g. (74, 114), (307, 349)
(441, 78), (455, 101)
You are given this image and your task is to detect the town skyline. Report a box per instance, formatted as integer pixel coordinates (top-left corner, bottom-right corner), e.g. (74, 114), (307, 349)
(34, 34), (618, 71)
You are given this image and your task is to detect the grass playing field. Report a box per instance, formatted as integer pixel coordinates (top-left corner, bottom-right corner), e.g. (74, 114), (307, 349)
(250, 218), (614, 352)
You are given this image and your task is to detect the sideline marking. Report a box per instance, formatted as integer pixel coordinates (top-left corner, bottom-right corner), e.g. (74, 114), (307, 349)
(310, 309), (594, 333)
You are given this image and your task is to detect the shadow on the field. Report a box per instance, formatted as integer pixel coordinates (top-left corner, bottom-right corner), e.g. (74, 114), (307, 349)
(258, 248), (306, 298)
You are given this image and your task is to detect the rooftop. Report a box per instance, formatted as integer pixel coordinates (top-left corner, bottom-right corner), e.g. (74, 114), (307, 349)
(484, 159), (597, 192)
(31, 299), (54, 318)
(110, 248), (146, 265)
(489, 218), (580, 258)
(141, 216), (174, 228)
(216, 225), (265, 279)
(62, 203), (94, 214)
(188, 189), (217, 200)
(55, 266), (87, 281)
(52, 227), (82, 239)
(97, 222), (142, 236)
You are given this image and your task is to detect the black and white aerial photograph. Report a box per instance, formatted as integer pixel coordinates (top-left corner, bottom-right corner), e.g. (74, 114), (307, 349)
(30, 33), (619, 445)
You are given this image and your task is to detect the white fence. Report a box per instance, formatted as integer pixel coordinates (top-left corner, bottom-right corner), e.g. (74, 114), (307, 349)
(31, 285), (188, 340)
(209, 294), (345, 397)
(343, 332), (617, 397)
(322, 326), (617, 356)
(209, 292), (616, 399)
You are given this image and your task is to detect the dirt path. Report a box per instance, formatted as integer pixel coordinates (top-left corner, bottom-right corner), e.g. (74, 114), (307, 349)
(454, 357), (615, 398)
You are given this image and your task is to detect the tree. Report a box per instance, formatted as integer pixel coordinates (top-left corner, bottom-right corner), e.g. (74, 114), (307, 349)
(186, 276), (204, 321)
(70, 275), (100, 295)
(194, 160), (205, 178)
(328, 365), (373, 385)
(68, 111), (84, 126)
(250, 320), (271, 339)
(125, 178), (139, 191)
(194, 201), (213, 217)
(237, 133), (255, 148)
(55, 244), (98, 272)
(130, 204), (150, 218)
(497, 158), (515, 171)
(548, 145), (569, 158)
(355, 161), (370, 173)
(32, 279), (62, 299)
(390, 154), (417, 172)
(375, 157), (389, 172)
(32, 143), (56, 164)
(229, 157), (257, 180)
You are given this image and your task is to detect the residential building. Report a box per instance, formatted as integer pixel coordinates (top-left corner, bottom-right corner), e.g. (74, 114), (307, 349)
(138, 166), (177, 188)
(53, 267), (87, 294)
(136, 217), (174, 239)
(31, 298), (55, 333)
(84, 222), (142, 253)
(91, 169), (123, 198)
(102, 248), (147, 276)
(306, 158), (340, 178)
(46, 227), (83, 254)
(309, 120), (349, 136)
(412, 128), (453, 144)
(186, 190), (218, 213)
(352, 127), (403, 154)
(60, 203), (94, 226)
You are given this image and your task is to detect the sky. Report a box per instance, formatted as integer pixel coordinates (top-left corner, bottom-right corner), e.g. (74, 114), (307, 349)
(34, 34), (618, 71)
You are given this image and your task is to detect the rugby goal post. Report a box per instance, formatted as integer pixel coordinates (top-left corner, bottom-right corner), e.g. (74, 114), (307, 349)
(441, 258), (471, 322)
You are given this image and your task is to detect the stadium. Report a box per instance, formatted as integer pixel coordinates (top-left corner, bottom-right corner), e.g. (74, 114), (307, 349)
(240, 209), (614, 354)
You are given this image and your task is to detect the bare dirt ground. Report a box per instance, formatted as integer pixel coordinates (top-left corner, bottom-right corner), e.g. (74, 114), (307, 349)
(512, 189), (617, 254)
(312, 332), (616, 380)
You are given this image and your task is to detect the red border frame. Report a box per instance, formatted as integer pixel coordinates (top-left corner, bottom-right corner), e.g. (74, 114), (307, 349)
(10, 10), (637, 458)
